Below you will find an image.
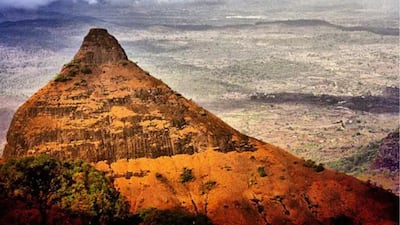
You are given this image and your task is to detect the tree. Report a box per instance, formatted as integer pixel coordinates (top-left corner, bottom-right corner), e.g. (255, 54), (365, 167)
(0, 155), (129, 225)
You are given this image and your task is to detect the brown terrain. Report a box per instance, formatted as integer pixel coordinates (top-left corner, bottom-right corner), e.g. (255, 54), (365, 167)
(2, 28), (399, 225)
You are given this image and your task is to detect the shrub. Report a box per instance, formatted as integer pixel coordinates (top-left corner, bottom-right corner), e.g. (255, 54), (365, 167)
(172, 116), (186, 129)
(54, 73), (71, 82)
(138, 207), (213, 225)
(303, 159), (325, 172)
(199, 110), (207, 116)
(204, 180), (217, 189)
(179, 167), (194, 183)
(63, 60), (80, 68)
(329, 214), (354, 225)
(315, 164), (325, 172)
(257, 167), (267, 177)
(155, 172), (163, 179)
(80, 65), (92, 74)
(118, 60), (129, 66)
(200, 181), (217, 194)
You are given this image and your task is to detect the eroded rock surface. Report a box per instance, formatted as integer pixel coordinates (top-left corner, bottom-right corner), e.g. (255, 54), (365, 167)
(3, 29), (253, 162)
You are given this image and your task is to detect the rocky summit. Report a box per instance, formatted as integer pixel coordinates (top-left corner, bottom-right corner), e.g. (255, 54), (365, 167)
(2, 28), (399, 225)
(3, 28), (253, 162)
(74, 28), (128, 65)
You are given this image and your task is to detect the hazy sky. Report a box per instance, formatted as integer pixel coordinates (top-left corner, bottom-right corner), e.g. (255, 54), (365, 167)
(1, 0), (398, 10)
(0, 0), (96, 9)
(0, 0), (398, 26)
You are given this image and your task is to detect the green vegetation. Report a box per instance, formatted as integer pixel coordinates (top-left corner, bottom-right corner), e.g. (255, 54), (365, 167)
(329, 214), (354, 225)
(54, 73), (71, 82)
(327, 141), (380, 174)
(303, 159), (325, 172)
(55, 61), (91, 82)
(223, 165), (232, 171)
(179, 167), (195, 183)
(257, 166), (267, 177)
(248, 177), (257, 186)
(63, 60), (80, 68)
(67, 68), (79, 77)
(138, 207), (213, 225)
(80, 65), (92, 74)
(199, 110), (207, 116)
(118, 60), (129, 66)
(155, 172), (163, 179)
(172, 116), (187, 129)
(200, 180), (217, 194)
(0, 155), (129, 224)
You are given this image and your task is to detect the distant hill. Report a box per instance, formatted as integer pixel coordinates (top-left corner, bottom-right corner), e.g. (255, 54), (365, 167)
(371, 131), (399, 171)
(256, 19), (399, 36)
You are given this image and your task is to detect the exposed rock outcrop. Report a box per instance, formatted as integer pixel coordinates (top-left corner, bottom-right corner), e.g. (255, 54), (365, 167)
(371, 131), (399, 171)
(74, 28), (128, 65)
(3, 28), (253, 162)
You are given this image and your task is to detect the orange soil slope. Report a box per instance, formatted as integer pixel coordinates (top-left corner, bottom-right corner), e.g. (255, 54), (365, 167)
(96, 140), (398, 225)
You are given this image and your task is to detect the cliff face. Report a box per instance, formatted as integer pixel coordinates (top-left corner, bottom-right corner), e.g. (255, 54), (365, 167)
(3, 28), (253, 162)
(74, 28), (128, 65)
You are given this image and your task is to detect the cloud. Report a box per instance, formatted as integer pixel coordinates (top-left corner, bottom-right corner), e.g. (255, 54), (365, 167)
(0, 0), (219, 10)
(99, 0), (220, 6)
(0, 0), (97, 9)
(0, 0), (57, 9)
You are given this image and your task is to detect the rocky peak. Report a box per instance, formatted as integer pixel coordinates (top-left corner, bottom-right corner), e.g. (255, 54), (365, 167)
(3, 28), (253, 162)
(73, 28), (127, 65)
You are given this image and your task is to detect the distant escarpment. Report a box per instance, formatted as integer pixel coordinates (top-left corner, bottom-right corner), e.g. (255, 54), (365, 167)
(3, 28), (253, 162)
(371, 131), (399, 171)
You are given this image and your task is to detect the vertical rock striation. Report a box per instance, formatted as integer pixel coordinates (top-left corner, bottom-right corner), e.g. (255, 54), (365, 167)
(3, 28), (254, 162)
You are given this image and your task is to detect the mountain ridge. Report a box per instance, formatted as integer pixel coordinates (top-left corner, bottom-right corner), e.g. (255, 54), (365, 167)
(2, 28), (398, 225)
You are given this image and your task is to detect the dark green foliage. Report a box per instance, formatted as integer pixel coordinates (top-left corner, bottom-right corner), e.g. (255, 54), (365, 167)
(200, 181), (217, 194)
(138, 207), (214, 225)
(63, 60), (80, 69)
(329, 214), (354, 225)
(118, 60), (129, 66)
(54, 73), (71, 82)
(315, 164), (325, 172)
(171, 116), (187, 129)
(303, 159), (325, 172)
(155, 172), (163, 179)
(199, 110), (207, 116)
(0, 155), (129, 224)
(80, 65), (92, 74)
(327, 141), (380, 174)
(257, 166), (267, 177)
(204, 181), (217, 190)
(179, 167), (194, 183)
(67, 68), (79, 77)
